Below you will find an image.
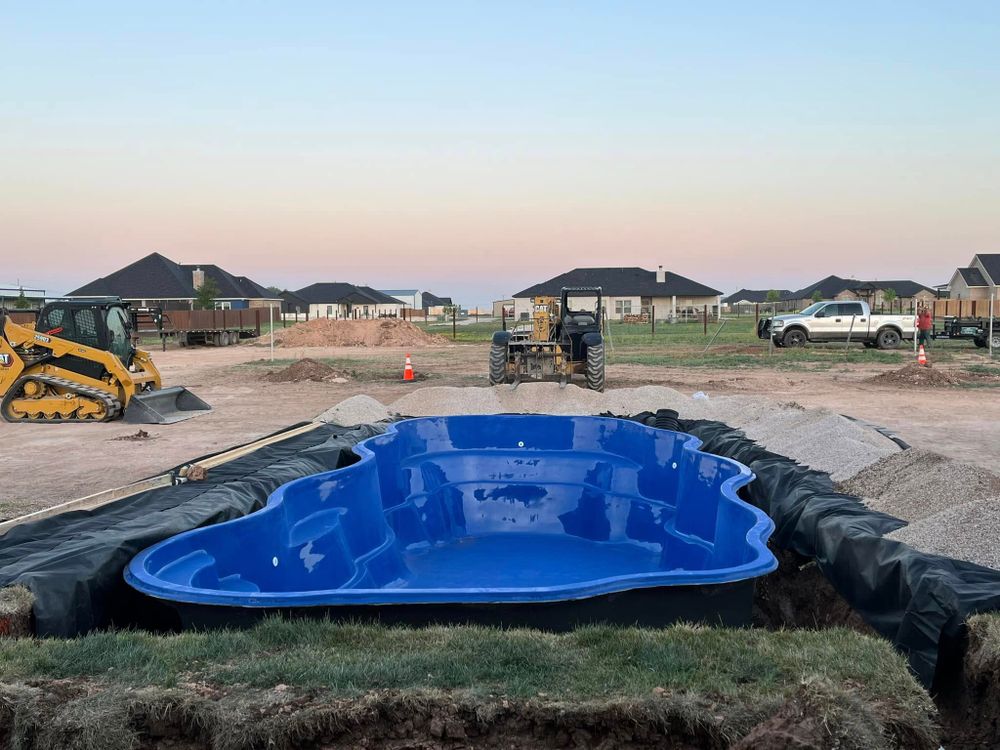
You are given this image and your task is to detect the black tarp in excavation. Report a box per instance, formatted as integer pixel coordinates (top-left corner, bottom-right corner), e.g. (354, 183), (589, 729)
(2, 412), (999, 688)
(0, 423), (382, 637)
(623, 412), (1000, 688)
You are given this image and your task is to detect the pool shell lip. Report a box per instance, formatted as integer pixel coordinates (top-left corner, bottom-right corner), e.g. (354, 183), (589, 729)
(126, 416), (777, 608)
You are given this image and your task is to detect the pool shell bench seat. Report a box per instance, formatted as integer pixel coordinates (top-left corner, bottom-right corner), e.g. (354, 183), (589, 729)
(126, 415), (777, 629)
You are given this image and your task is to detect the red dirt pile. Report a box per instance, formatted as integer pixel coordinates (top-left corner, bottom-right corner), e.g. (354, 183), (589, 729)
(868, 363), (970, 387)
(264, 358), (347, 383)
(273, 319), (449, 348)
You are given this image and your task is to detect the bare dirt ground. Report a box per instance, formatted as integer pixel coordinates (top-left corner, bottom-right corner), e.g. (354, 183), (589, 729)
(1, 341), (998, 519)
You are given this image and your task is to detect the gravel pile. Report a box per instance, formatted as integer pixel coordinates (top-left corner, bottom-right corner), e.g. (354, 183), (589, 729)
(391, 386), (503, 416)
(316, 395), (392, 426)
(839, 449), (1000, 522)
(888, 497), (1000, 570)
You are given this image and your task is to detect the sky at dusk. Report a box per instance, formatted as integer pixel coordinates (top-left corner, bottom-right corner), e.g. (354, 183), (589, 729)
(2, 2), (999, 305)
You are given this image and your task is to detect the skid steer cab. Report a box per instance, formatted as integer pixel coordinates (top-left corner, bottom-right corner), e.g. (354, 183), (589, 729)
(0, 298), (210, 424)
(489, 286), (605, 391)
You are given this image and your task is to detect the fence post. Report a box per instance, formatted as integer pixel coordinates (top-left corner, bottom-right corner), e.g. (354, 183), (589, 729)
(990, 297), (995, 360)
(703, 305), (707, 335)
(452, 307), (457, 340)
(651, 305), (655, 336)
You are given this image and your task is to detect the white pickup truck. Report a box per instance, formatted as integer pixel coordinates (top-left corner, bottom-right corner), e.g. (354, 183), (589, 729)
(757, 300), (916, 349)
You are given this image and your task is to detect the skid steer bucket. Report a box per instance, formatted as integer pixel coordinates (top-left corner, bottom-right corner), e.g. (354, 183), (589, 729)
(124, 386), (212, 424)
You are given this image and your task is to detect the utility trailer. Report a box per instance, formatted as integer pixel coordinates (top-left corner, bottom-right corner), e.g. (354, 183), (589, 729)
(136, 308), (265, 348)
(931, 316), (999, 349)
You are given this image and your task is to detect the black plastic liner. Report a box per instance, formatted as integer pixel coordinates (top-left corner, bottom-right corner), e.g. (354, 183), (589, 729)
(164, 580), (755, 632)
(0, 423), (382, 637)
(622, 411), (1000, 688)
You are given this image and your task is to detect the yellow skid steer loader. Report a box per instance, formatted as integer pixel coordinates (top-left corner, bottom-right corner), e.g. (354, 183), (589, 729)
(0, 299), (210, 424)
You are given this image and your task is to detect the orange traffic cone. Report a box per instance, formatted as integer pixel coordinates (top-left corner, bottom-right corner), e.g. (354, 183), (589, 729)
(403, 353), (414, 381)
(917, 344), (928, 367)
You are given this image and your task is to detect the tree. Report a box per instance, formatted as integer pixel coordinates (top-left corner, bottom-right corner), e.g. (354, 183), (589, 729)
(811, 290), (823, 303)
(194, 277), (221, 310)
(266, 286), (282, 297)
(882, 287), (897, 312)
(13, 288), (31, 309)
(765, 290), (781, 304)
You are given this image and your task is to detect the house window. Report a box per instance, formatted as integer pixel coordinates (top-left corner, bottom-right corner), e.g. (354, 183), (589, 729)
(326, 305), (333, 317)
(614, 300), (632, 316)
(214, 301), (232, 310)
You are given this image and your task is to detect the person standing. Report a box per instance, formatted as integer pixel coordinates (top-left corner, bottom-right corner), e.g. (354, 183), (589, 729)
(917, 307), (933, 348)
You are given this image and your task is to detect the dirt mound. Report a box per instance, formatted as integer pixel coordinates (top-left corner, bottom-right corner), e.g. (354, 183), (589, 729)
(868, 363), (969, 387)
(273, 319), (448, 348)
(264, 358), (346, 383)
(110, 430), (155, 442)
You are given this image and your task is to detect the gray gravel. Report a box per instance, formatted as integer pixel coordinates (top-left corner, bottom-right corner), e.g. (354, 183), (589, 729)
(316, 395), (392, 426)
(887, 496), (1000, 570)
(839, 449), (1000, 522)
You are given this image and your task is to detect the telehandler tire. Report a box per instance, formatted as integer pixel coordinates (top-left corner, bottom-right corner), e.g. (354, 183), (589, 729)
(585, 343), (605, 392)
(488, 343), (509, 385)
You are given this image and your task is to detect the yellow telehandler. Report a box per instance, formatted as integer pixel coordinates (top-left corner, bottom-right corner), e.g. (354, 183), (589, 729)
(0, 298), (210, 423)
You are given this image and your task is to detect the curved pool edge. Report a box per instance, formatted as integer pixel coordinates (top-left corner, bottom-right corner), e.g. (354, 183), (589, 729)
(126, 415), (777, 609)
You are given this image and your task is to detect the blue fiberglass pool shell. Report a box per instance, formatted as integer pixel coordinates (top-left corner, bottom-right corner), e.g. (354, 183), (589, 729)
(126, 416), (776, 612)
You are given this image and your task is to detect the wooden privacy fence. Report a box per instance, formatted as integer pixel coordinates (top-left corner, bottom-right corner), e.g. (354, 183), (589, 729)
(932, 299), (995, 319)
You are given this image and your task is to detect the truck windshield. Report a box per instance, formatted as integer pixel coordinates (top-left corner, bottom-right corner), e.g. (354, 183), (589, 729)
(799, 302), (825, 315)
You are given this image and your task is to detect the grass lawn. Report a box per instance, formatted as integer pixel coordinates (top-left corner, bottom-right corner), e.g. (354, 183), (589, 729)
(416, 316), (988, 370)
(0, 617), (937, 749)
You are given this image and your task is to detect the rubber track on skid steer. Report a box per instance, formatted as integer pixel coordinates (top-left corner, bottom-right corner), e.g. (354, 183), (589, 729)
(1, 374), (122, 423)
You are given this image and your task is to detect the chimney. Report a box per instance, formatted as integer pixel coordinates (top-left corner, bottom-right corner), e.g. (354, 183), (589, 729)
(656, 265), (665, 284)
(192, 267), (205, 289)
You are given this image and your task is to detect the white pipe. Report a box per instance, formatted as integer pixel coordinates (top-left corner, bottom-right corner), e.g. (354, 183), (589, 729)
(269, 304), (274, 362)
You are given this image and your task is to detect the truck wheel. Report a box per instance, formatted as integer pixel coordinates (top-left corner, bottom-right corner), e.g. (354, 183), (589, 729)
(585, 343), (606, 392)
(781, 329), (806, 348)
(488, 343), (509, 385)
(993, 334), (1000, 350)
(974, 337), (986, 349)
(876, 328), (901, 349)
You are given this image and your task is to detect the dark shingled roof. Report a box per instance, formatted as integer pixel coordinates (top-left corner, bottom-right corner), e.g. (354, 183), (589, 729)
(357, 286), (405, 305)
(855, 280), (936, 297)
(788, 275), (852, 300)
(976, 254), (1000, 285)
(513, 267), (721, 298)
(293, 283), (403, 306)
(422, 292), (453, 308)
(67, 252), (276, 300)
(179, 264), (272, 300)
(723, 289), (793, 304)
(788, 275), (934, 300)
(957, 267), (989, 287)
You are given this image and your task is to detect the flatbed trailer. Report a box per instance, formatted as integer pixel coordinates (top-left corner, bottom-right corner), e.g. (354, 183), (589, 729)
(136, 308), (264, 349)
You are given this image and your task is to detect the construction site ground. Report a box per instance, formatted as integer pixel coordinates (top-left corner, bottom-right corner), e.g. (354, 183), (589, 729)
(2, 335), (998, 519)
(2, 322), (1000, 748)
